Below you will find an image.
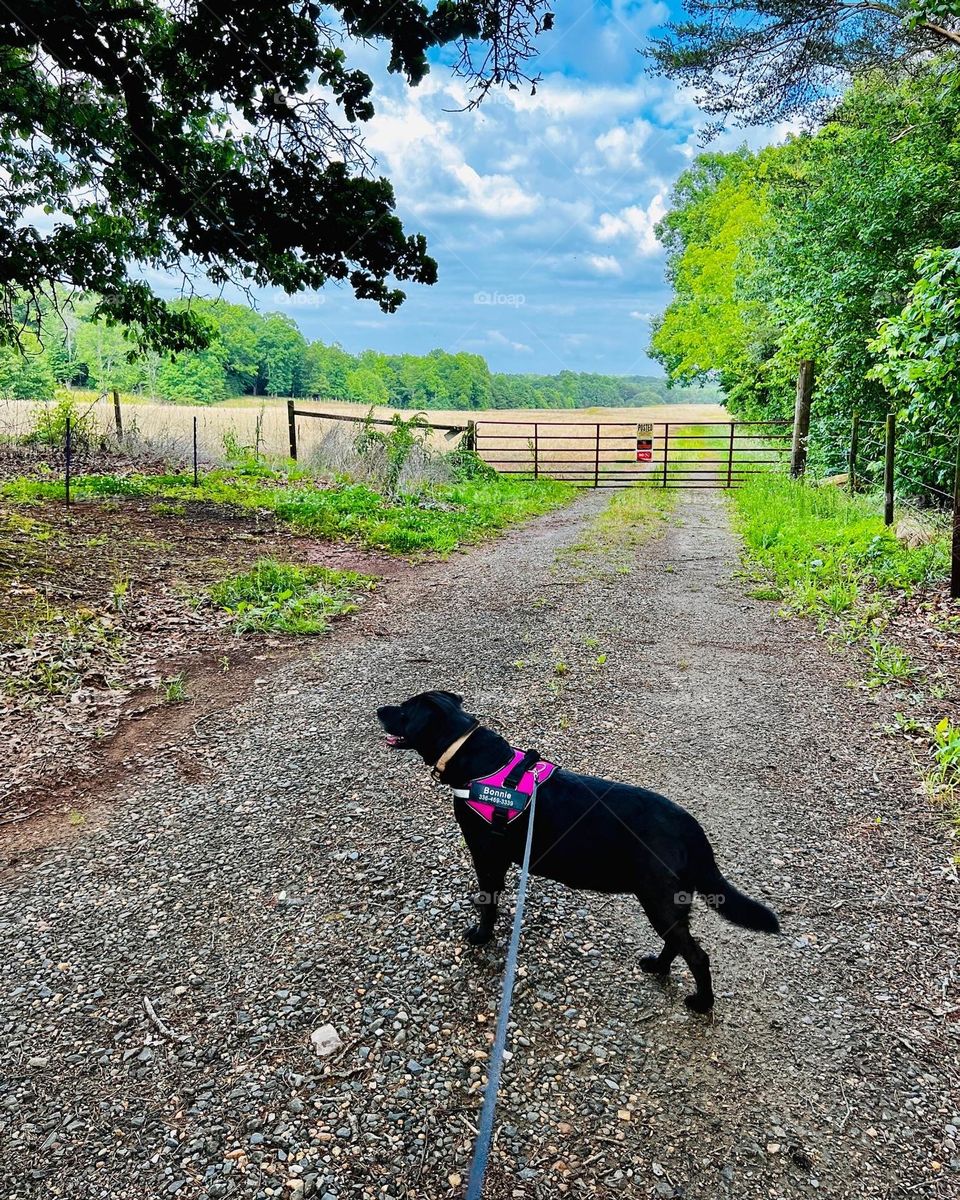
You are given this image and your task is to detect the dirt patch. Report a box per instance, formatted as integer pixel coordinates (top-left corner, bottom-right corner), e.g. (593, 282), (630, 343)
(0, 492), (418, 843)
(884, 582), (960, 686)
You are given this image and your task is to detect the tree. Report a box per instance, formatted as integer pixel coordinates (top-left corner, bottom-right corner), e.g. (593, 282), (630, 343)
(194, 302), (261, 396)
(649, 150), (774, 408)
(1, 1), (554, 352)
(157, 348), (229, 405)
(305, 342), (357, 398)
(649, 0), (960, 127)
(345, 366), (390, 405)
(648, 64), (960, 487)
(74, 318), (148, 392)
(255, 313), (308, 396)
(0, 335), (56, 400)
(869, 247), (960, 495)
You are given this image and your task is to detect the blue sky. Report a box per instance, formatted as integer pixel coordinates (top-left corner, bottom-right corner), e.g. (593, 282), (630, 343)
(257, 2), (796, 375)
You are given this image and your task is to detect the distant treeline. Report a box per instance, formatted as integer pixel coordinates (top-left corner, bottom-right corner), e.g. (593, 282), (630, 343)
(0, 297), (720, 410)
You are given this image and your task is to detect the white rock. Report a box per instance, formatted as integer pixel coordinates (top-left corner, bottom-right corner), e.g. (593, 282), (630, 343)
(310, 1024), (342, 1057)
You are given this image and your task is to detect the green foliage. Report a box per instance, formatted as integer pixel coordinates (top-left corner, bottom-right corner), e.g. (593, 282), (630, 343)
(1, 293), (721, 410)
(865, 638), (919, 688)
(447, 447), (498, 482)
(0, 340), (55, 400)
(353, 409), (431, 493)
(928, 717), (960, 801)
(868, 247), (960, 494)
(652, 65), (960, 491)
(160, 673), (189, 703)
(650, 151), (772, 405)
(26, 393), (98, 448)
(209, 560), (372, 635)
(732, 474), (949, 623)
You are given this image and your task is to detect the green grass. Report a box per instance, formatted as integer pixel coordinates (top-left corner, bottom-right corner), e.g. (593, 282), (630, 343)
(929, 718), (960, 796)
(864, 637), (919, 688)
(209, 560), (374, 634)
(731, 474), (949, 622)
(923, 718), (960, 845)
(1, 466), (575, 556)
(160, 672), (189, 703)
(563, 485), (676, 572)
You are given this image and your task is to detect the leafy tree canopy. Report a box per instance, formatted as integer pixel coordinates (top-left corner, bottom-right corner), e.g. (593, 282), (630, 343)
(0, 1), (553, 352)
(649, 63), (960, 490)
(649, 0), (960, 127)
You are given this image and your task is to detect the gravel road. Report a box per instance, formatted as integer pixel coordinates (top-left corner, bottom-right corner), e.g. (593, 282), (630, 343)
(2, 489), (958, 1200)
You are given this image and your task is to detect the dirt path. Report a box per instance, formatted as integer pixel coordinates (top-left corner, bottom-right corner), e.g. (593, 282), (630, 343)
(1, 490), (958, 1200)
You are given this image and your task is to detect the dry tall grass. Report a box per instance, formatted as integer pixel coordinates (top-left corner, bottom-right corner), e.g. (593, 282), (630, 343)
(0, 394), (729, 478)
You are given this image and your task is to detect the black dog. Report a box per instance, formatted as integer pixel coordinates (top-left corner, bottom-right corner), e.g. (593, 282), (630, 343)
(377, 690), (779, 1012)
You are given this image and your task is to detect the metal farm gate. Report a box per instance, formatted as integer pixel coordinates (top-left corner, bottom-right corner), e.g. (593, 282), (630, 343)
(473, 419), (792, 488)
(284, 404), (793, 490)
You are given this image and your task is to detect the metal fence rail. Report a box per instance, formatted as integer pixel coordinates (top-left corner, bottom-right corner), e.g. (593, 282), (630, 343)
(474, 419), (792, 488)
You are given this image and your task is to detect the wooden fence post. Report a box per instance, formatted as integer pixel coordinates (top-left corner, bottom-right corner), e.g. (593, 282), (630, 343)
(883, 412), (896, 527)
(113, 389), (123, 441)
(951, 434), (960, 600)
(726, 421), (735, 489)
(533, 423), (539, 480)
(464, 420), (476, 452)
(594, 423), (600, 487)
(848, 410), (859, 495)
(790, 359), (815, 478)
(193, 416), (199, 487)
(287, 399), (298, 461)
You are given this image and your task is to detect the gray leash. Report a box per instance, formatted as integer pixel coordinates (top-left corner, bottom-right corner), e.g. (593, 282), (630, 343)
(464, 779), (539, 1200)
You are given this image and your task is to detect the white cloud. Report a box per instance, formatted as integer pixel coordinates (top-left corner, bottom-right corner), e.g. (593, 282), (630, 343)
(592, 192), (667, 256)
(594, 118), (654, 171)
(630, 310), (655, 320)
(486, 330), (533, 353)
(586, 254), (624, 277)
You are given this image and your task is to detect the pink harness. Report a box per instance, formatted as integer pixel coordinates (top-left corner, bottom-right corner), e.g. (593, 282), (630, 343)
(452, 749), (557, 827)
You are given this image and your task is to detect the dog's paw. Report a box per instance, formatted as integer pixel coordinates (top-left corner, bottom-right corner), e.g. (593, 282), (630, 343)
(639, 955), (670, 976)
(465, 924), (493, 946)
(684, 992), (714, 1014)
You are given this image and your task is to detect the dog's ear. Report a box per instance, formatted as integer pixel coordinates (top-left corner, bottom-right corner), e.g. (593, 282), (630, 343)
(436, 691), (463, 707)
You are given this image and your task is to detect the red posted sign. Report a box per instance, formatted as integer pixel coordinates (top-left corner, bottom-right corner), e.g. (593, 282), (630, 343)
(636, 422), (654, 462)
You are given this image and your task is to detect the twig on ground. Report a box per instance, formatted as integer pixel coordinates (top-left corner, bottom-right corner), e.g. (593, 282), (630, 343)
(143, 995), (189, 1042)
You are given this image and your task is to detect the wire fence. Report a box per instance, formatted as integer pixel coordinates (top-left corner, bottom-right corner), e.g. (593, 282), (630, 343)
(838, 410), (960, 597)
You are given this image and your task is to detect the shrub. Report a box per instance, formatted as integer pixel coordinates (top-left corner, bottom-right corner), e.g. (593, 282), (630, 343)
(26, 392), (99, 449)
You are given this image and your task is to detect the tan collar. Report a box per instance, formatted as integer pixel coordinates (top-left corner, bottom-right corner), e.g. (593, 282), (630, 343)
(431, 724), (479, 780)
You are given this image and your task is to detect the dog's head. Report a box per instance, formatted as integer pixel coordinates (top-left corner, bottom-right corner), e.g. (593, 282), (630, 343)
(377, 690), (475, 765)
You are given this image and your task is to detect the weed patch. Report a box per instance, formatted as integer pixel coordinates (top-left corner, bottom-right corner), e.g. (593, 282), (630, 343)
(562, 485), (675, 578)
(864, 638), (919, 689)
(209, 560), (373, 635)
(160, 673), (189, 703)
(732, 475), (948, 609)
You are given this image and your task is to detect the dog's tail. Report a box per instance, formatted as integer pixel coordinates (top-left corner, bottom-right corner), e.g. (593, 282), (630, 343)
(696, 855), (780, 934)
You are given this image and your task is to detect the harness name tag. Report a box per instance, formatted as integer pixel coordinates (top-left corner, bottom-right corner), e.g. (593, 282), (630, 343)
(468, 782), (530, 814)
